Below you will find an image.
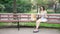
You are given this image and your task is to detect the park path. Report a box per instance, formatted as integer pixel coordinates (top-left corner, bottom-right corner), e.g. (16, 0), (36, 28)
(0, 28), (60, 34)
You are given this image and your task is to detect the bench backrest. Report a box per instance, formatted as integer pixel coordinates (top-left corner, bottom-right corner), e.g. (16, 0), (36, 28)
(0, 13), (60, 24)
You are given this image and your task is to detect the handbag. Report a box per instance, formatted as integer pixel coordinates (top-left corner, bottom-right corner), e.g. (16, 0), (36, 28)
(31, 14), (37, 21)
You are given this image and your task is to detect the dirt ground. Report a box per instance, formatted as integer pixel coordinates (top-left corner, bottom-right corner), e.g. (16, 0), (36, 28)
(0, 28), (60, 34)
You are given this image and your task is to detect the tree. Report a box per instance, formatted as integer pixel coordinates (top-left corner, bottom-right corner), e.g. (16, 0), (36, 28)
(59, 0), (60, 3)
(0, 0), (31, 13)
(0, 0), (13, 13)
(0, 4), (5, 13)
(16, 0), (31, 13)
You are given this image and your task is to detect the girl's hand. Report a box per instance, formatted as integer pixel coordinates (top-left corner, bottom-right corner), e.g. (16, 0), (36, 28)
(45, 16), (48, 18)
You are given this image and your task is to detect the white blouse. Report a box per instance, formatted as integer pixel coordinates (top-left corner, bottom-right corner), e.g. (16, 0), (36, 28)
(40, 10), (47, 17)
(40, 10), (47, 22)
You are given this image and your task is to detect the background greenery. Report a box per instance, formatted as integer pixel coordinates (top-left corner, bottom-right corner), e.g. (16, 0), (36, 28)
(0, 0), (60, 28)
(0, 0), (60, 13)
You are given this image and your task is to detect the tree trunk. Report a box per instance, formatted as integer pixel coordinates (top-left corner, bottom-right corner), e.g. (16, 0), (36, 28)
(13, 0), (17, 13)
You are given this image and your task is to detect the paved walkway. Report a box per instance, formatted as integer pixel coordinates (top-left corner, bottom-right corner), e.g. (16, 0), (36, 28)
(0, 28), (60, 34)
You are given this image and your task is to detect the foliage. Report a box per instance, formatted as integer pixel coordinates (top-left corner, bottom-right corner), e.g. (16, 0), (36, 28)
(0, 0), (31, 13)
(16, 0), (31, 13)
(0, 0), (60, 13)
(0, 0), (13, 13)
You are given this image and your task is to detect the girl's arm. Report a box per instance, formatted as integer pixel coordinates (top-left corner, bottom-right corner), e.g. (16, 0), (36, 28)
(45, 11), (48, 18)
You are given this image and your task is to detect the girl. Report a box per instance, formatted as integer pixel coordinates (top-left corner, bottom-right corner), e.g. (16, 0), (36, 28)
(33, 6), (48, 33)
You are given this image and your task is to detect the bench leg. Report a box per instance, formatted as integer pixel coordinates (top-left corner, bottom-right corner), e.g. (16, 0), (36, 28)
(17, 22), (19, 31)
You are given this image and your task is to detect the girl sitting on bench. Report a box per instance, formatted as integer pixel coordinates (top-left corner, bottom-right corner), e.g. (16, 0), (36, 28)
(33, 6), (48, 33)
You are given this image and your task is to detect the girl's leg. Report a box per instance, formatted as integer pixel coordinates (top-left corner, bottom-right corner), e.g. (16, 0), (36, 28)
(34, 19), (41, 31)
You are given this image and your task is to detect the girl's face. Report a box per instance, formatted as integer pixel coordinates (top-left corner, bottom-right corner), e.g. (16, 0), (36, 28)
(40, 7), (43, 11)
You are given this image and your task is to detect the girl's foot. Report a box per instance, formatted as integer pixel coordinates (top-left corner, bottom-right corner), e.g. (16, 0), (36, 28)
(33, 29), (39, 33)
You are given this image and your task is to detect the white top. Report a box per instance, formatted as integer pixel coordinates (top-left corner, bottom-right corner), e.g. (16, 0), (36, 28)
(40, 10), (47, 22)
(40, 10), (47, 18)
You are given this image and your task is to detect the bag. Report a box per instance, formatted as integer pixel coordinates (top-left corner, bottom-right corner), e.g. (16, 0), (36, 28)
(31, 14), (36, 21)
(37, 14), (40, 20)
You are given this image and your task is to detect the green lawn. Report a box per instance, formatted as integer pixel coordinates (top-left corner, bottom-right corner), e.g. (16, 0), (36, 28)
(0, 22), (60, 28)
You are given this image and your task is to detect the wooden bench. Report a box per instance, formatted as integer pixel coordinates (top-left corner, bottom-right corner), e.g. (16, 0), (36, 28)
(0, 13), (60, 23)
(0, 13), (60, 30)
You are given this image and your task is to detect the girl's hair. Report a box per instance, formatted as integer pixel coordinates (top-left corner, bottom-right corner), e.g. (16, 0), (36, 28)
(40, 6), (45, 11)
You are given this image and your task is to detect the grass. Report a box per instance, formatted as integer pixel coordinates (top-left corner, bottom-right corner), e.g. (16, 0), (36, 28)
(19, 22), (60, 28)
(0, 22), (60, 28)
(0, 23), (7, 26)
